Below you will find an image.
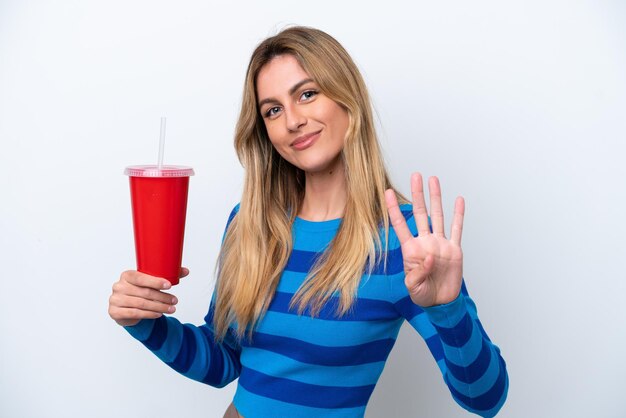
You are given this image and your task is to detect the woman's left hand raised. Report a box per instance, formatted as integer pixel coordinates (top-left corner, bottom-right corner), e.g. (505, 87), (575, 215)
(385, 173), (465, 308)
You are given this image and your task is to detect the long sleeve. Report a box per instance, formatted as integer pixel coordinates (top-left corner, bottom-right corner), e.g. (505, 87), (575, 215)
(393, 281), (508, 417)
(423, 284), (508, 417)
(124, 302), (242, 388)
(390, 204), (509, 417)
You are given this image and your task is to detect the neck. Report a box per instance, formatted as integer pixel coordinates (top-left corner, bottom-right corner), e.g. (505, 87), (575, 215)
(298, 157), (347, 221)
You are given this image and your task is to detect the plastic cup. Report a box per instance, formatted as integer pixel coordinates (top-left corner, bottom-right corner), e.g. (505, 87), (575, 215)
(124, 165), (195, 285)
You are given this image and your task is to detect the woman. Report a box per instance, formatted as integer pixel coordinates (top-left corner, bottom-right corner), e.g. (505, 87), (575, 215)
(109, 26), (509, 417)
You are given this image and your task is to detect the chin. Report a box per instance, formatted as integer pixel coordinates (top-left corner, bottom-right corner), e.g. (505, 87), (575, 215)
(294, 156), (343, 175)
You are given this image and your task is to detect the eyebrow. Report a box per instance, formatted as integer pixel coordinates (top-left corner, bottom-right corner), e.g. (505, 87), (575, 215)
(257, 78), (315, 108)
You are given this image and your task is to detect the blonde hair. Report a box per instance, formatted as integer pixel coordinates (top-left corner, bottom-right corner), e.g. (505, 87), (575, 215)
(214, 26), (406, 340)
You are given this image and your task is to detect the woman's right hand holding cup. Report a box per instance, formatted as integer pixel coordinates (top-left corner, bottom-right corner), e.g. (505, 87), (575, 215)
(108, 268), (189, 327)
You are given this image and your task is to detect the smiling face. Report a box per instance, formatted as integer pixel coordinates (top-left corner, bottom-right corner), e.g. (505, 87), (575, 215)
(256, 54), (350, 174)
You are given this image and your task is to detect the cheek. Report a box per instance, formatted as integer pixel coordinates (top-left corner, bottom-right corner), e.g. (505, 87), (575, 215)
(331, 110), (350, 145)
(264, 122), (283, 146)
(272, 145), (291, 162)
(264, 126), (293, 161)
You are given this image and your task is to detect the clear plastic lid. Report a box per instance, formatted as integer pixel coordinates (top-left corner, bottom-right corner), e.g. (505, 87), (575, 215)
(124, 165), (195, 177)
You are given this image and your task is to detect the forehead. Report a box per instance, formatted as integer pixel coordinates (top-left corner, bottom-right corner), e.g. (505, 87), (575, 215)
(256, 55), (311, 99)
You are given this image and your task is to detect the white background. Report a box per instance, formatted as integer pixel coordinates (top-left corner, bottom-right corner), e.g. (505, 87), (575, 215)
(1, 1), (625, 417)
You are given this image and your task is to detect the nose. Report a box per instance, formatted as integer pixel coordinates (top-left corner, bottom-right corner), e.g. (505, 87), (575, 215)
(285, 107), (306, 132)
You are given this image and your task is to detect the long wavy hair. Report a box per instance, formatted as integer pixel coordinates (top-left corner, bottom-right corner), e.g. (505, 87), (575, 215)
(214, 26), (406, 341)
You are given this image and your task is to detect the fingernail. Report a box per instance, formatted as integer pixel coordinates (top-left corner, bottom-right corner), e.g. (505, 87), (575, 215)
(168, 305), (176, 313)
(172, 297), (178, 305)
(163, 281), (171, 289)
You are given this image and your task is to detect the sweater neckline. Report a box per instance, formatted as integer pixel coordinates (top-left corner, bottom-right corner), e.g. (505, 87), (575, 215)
(294, 216), (342, 232)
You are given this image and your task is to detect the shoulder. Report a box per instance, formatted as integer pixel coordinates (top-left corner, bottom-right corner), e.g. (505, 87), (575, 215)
(372, 204), (416, 275)
(220, 203), (240, 241)
(396, 203), (414, 223)
(380, 203), (435, 255)
(227, 203), (240, 223)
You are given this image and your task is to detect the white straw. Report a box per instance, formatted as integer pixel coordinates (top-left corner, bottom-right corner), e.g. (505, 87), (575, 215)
(158, 117), (166, 170)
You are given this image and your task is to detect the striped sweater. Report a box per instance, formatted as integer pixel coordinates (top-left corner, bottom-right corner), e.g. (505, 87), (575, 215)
(125, 204), (508, 417)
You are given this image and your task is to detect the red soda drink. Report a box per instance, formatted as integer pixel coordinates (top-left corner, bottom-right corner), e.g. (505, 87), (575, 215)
(124, 165), (194, 285)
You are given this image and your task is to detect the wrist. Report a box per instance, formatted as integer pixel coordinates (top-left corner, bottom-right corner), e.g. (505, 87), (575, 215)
(117, 318), (140, 327)
(421, 291), (467, 327)
(123, 317), (156, 340)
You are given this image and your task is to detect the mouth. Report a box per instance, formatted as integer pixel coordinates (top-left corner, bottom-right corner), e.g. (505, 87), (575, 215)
(291, 129), (322, 149)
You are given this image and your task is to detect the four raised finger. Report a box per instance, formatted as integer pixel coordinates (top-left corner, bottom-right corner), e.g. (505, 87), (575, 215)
(428, 176), (445, 237)
(450, 196), (465, 246)
(385, 189), (414, 245)
(411, 173), (431, 237)
(395, 173), (465, 248)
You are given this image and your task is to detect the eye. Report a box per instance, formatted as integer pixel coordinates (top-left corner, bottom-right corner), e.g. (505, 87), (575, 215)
(265, 106), (281, 118)
(300, 90), (318, 101)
